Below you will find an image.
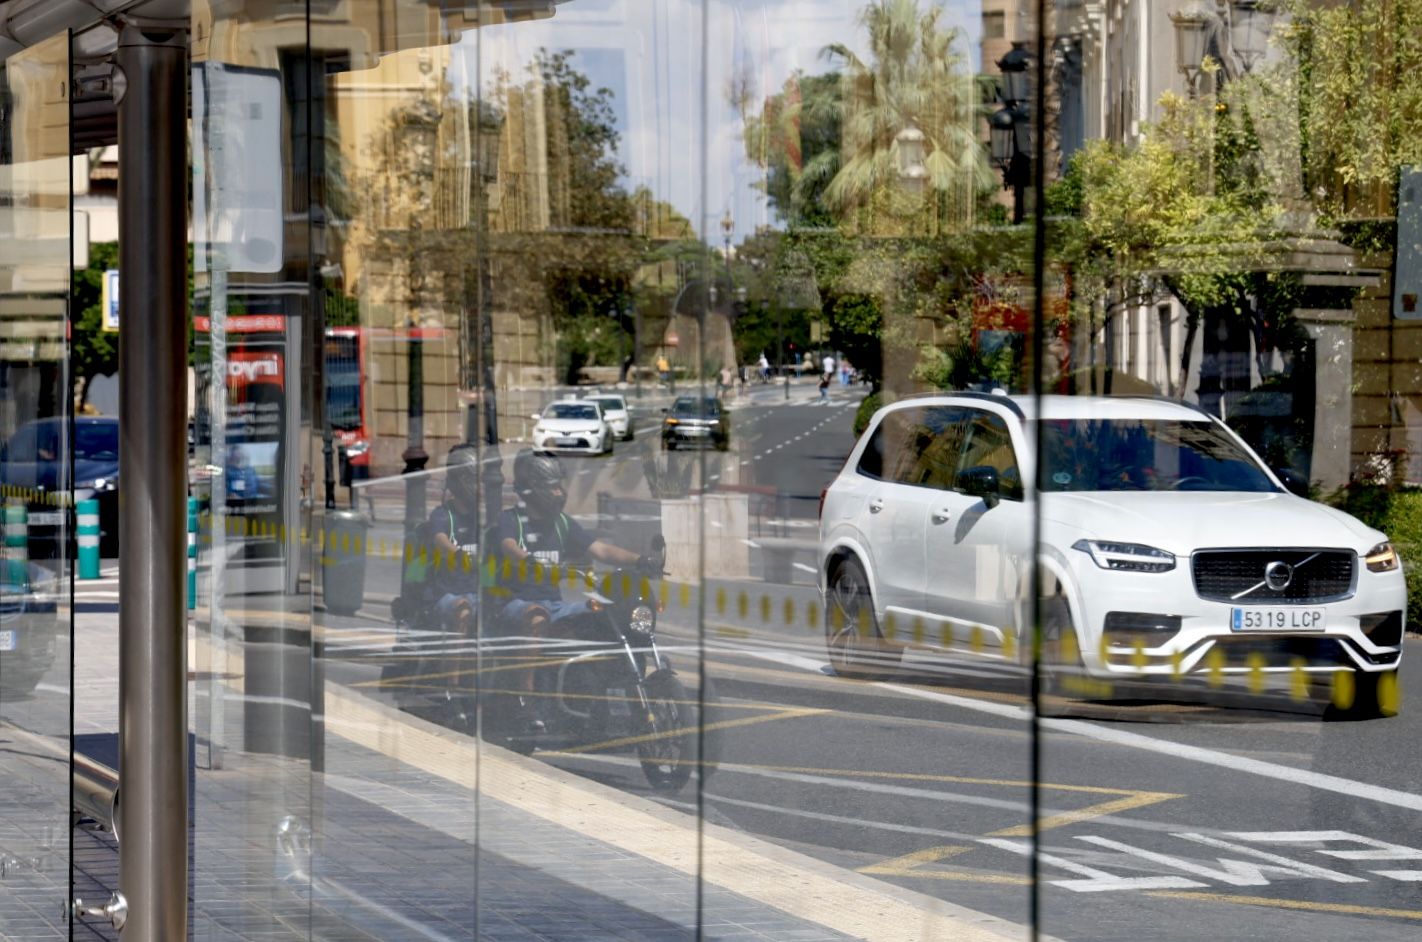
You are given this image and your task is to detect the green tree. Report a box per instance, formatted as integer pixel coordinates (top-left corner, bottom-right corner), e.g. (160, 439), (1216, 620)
(71, 242), (120, 408)
(820, 0), (991, 234)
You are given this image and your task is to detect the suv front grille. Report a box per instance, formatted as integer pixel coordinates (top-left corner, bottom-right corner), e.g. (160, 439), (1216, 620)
(1192, 549), (1354, 603)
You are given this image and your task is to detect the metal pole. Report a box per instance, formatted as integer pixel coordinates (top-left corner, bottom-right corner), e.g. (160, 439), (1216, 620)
(117, 23), (189, 942)
(403, 327), (428, 528)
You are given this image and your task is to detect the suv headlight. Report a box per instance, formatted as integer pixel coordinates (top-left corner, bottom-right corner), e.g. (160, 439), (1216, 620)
(1073, 539), (1176, 573)
(1366, 541), (1400, 572)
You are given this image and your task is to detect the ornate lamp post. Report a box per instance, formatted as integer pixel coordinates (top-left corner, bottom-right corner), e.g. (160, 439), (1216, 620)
(894, 124), (928, 195)
(1170, 0), (1280, 88)
(990, 42), (1032, 225)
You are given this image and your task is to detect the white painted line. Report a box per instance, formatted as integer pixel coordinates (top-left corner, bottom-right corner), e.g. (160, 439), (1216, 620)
(875, 682), (1422, 814)
(793, 562), (817, 574)
(742, 539), (761, 549)
(728, 646), (1422, 817)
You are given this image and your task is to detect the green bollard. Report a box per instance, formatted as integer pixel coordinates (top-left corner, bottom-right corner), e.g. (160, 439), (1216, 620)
(187, 497), (198, 610)
(3, 502), (28, 585)
(78, 498), (101, 580)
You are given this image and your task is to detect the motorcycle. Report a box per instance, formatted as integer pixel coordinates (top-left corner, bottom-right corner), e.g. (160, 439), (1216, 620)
(385, 535), (714, 794)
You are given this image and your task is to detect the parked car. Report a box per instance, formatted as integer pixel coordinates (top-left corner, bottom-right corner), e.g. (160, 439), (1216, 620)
(531, 400), (613, 455)
(0, 561), (61, 698)
(1, 416), (120, 558)
(589, 394), (635, 441)
(818, 393), (1405, 712)
(661, 396), (730, 451)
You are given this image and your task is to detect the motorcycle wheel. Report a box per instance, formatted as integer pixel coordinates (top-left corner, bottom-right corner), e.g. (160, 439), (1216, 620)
(637, 670), (697, 793)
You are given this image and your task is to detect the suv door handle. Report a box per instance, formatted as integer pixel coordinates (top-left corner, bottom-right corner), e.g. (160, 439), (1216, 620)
(931, 508), (951, 524)
(868, 499), (884, 513)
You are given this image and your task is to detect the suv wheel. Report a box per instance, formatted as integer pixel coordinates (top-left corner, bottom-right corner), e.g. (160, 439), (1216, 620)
(825, 557), (899, 679)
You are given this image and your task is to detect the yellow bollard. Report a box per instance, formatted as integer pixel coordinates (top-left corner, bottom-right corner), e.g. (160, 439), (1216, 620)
(1206, 647), (1225, 688)
(1246, 653), (1266, 694)
(1331, 670), (1355, 710)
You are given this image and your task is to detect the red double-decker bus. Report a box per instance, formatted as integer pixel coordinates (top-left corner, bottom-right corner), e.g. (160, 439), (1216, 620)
(323, 327), (371, 477)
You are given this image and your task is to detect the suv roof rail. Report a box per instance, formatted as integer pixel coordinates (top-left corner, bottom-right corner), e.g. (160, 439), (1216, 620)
(894, 389), (1027, 419)
(1107, 394), (1215, 419)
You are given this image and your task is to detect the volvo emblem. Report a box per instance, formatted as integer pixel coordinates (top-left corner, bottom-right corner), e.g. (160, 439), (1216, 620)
(1265, 561), (1294, 591)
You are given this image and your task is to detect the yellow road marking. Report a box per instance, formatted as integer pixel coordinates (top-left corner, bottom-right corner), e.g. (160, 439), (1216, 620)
(556, 707), (827, 755)
(988, 790), (1182, 837)
(1147, 890), (1422, 922)
(859, 845), (1029, 885)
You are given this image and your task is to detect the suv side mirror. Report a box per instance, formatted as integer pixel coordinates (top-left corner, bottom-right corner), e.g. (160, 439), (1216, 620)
(958, 465), (1001, 508)
(1274, 467), (1309, 498)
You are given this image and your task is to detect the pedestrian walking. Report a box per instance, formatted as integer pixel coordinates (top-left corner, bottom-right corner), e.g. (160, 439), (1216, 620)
(718, 365), (733, 396)
(657, 354), (671, 388)
(822, 352), (836, 379)
(839, 359), (852, 387)
(758, 352), (771, 383)
(817, 371), (830, 402)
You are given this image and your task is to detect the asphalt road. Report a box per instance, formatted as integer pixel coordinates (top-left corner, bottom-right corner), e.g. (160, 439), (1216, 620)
(52, 380), (1422, 941)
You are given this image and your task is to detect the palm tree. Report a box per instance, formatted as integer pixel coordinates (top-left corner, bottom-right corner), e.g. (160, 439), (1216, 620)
(820, 0), (991, 234)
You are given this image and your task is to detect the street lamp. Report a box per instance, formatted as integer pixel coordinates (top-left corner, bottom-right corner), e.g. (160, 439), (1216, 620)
(1170, 0), (1280, 87)
(991, 42), (1033, 225)
(1228, 0), (1278, 73)
(1169, 9), (1212, 94)
(894, 124), (928, 195)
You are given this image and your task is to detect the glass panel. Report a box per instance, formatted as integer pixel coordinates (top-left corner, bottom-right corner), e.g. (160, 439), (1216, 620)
(190, 12), (316, 938)
(705, 0), (1036, 937)
(1038, 0), (1420, 937)
(0, 30), (73, 940)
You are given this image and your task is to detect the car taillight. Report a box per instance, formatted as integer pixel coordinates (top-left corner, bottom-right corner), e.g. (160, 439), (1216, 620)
(818, 486), (828, 520)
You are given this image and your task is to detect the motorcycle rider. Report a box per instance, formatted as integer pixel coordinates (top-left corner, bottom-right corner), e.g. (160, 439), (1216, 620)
(426, 444), (485, 637)
(494, 448), (645, 730)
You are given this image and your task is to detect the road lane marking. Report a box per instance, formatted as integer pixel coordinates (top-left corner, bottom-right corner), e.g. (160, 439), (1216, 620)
(988, 790), (1181, 837)
(870, 679), (1422, 814)
(859, 846), (1029, 886)
(1145, 890), (1422, 922)
(555, 706), (828, 755)
(983, 838), (1207, 892)
(1076, 835), (1364, 886)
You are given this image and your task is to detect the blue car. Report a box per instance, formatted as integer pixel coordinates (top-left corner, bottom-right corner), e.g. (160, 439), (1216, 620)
(0, 416), (120, 558)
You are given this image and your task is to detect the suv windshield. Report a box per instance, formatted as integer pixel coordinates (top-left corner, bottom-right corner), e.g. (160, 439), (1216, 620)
(547, 403), (598, 420)
(671, 397), (718, 417)
(592, 398), (624, 413)
(1041, 418), (1278, 492)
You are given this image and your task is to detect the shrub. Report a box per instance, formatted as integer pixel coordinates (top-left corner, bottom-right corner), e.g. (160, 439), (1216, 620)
(853, 392), (883, 438)
(1331, 484), (1422, 632)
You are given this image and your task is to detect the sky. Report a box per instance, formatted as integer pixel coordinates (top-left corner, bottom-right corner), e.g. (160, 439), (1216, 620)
(451, 0), (984, 245)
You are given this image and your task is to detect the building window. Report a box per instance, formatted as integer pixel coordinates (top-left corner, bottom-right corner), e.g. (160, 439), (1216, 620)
(983, 12), (1006, 39)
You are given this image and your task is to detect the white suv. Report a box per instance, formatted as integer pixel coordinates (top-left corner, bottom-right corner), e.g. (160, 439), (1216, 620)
(818, 393), (1405, 705)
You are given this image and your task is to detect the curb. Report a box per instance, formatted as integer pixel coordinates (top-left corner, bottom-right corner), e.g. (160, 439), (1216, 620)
(191, 632), (1046, 942)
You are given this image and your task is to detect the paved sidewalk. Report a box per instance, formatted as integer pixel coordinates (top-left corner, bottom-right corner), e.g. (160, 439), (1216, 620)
(51, 582), (1038, 942)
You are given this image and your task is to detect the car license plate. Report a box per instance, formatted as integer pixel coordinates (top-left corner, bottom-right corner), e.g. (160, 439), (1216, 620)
(1231, 607), (1326, 631)
(0, 630), (14, 652)
(26, 512), (64, 527)
(556, 438), (581, 447)
(683, 427), (709, 436)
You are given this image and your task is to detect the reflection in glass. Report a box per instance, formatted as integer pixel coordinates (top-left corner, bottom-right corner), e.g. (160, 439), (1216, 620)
(0, 29), (72, 941)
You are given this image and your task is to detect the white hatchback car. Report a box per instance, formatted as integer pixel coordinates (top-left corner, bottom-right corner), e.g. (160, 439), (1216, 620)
(589, 394), (634, 441)
(818, 393), (1405, 705)
(531, 399), (613, 455)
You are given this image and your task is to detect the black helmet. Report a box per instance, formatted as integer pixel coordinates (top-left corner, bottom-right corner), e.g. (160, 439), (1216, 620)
(445, 444), (480, 507)
(513, 448), (566, 518)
